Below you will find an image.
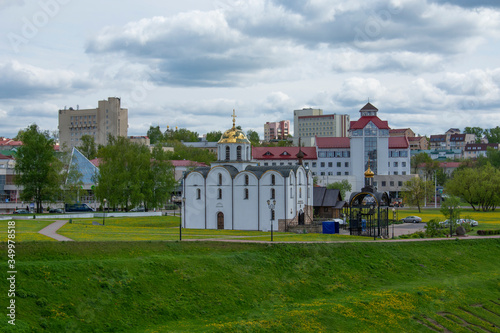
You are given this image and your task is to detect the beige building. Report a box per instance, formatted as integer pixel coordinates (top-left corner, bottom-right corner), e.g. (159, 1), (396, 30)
(293, 108), (350, 146)
(58, 97), (128, 150)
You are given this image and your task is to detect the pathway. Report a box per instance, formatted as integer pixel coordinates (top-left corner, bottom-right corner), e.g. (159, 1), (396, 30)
(38, 220), (74, 241)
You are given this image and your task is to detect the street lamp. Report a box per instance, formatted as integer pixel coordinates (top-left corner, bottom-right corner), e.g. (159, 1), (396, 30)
(267, 199), (276, 242)
(103, 198), (107, 225)
(180, 197), (186, 241)
(392, 207), (396, 239)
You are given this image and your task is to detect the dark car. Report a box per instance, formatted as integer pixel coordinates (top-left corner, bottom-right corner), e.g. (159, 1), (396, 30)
(49, 208), (65, 213)
(65, 203), (94, 212)
(13, 209), (30, 214)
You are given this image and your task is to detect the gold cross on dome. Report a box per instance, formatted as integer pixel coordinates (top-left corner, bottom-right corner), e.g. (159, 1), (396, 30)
(232, 109), (237, 129)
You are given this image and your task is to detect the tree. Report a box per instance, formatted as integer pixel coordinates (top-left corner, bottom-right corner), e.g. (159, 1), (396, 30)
(401, 177), (434, 213)
(147, 126), (164, 145)
(440, 195), (462, 235)
(326, 179), (352, 199)
(94, 137), (176, 211)
(411, 152), (432, 174)
(206, 131), (222, 142)
(164, 142), (217, 165)
(485, 147), (500, 169)
(246, 130), (260, 146)
(445, 164), (500, 211)
(15, 124), (63, 213)
(78, 135), (98, 160)
(485, 126), (500, 144)
(165, 128), (199, 142)
(464, 126), (484, 143)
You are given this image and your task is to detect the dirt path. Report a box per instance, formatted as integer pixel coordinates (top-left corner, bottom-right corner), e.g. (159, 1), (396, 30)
(38, 220), (74, 241)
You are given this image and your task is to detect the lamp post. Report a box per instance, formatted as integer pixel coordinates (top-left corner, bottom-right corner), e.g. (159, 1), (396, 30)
(180, 197), (185, 241)
(103, 198), (107, 225)
(392, 207), (396, 239)
(267, 199), (276, 242)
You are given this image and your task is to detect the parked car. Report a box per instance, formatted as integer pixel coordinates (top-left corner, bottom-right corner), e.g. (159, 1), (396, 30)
(440, 219), (478, 227)
(13, 209), (30, 214)
(49, 208), (65, 213)
(400, 216), (422, 223)
(130, 206), (146, 212)
(65, 203), (94, 212)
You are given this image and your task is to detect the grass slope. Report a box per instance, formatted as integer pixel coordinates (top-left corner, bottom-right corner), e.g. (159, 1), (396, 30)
(1, 239), (499, 332)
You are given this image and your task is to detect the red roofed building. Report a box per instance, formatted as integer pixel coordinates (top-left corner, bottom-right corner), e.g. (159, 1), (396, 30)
(408, 136), (428, 150)
(252, 147), (317, 167)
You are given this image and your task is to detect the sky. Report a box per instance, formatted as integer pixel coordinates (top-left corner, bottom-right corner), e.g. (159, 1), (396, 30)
(1, 0), (500, 140)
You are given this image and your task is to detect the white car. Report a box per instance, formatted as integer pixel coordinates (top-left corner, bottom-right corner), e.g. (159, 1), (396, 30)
(440, 219), (478, 227)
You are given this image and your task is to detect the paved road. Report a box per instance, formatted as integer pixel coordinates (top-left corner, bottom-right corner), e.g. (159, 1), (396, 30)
(38, 220), (74, 241)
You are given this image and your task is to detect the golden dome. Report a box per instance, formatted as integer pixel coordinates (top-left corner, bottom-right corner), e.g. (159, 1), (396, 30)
(218, 127), (250, 144)
(364, 167), (374, 178)
(218, 109), (250, 144)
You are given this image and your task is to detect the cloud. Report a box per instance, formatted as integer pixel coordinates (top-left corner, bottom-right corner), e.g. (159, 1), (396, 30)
(0, 61), (94, 99)
(429, 0), (500, 8)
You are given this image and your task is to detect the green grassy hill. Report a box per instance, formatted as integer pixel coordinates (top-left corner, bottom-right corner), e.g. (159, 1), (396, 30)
(2, 239), (500, 332)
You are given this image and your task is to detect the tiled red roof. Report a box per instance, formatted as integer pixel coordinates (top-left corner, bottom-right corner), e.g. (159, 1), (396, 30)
(389, 137), (409, 149)
(465, 143), (499, 151)
(408, 136), (424, 141)
(90, 158), (101, 167)
(350, 116), (390, 130)
(170, 160), (207, 167)
(0, 153), (13, 160)
(252, 147), (317, 160)
(389, 128), (409, 134)
(0, 140), (23, 146)
(315, 136), (350, 148)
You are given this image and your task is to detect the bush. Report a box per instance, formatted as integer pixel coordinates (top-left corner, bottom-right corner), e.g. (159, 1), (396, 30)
(477, 230), (500, 236)
(399, 231), (426, 239)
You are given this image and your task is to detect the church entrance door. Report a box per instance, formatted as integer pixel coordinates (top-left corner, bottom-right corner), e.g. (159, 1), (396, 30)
(217, 212), (224, 229)
(298, 211), (305, 225)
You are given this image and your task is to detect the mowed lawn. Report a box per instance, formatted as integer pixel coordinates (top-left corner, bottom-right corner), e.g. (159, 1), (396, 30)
(397, 207), (500, 234)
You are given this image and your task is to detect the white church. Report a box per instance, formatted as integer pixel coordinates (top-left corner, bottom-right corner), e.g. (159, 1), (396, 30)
(182, 112), (313, 231)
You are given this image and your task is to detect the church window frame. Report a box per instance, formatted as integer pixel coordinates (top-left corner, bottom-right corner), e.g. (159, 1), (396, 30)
(244, 188), (249, 200)
(271, 188), (275, 199)
(236, 145), (242, 161)
(218, 188), (222, 200)
(244, 175), (249, 186)
(218, 173), (223, 186)
(196, 188), (201, 200)
(225, 146), (230, 161)
(271, 174), (276, 185)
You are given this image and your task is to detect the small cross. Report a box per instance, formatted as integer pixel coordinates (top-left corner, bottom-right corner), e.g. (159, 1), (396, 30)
(232, 109), (237, 128)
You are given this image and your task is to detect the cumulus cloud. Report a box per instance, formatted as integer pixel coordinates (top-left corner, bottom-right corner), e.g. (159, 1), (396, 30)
(0, 61), (94, 99)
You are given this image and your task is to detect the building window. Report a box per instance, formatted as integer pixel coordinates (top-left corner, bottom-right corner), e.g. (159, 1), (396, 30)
(312, 162), (317, 168)
(337, 172), (341, 175)
(390, 181), (395, 186)
(345, 162), (349, 167)
(305, 162), (309, 167)
(394, 171), (398, 175)
(402, 162), (407, 167)
(382, 181), (386, 187)
(328, 172), (333, 176)
(197, 189), (201, 200)
(271, 174), (275, 185)
(321, 162), (325, 168)
(225, 146), (230, 160)
(402, 171), (407, 175)
(320, 172), (325, 176)
(299, 188), (302, 198)
(264, 163), (268, 166)
(244, 175), (249, 186)
(337, 162), (341, 167)
(244, 188), (249, 199)
(345, 172), (349, 175)
(394, 162), (398, 167)
(218, 173), (223, 186)
(271, 188), (275, 199)
(398, 181), (403, 186)
(324, 207), (329, 212)
(218, 188), (222, 199)
(237, 145), (242, 161)
(328, 162), (333, 167)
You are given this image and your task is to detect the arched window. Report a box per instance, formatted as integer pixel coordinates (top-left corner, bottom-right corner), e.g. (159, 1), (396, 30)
(218, 173), (222, 186)
(244, 175), (249, 186)
(237, 146), (242, 160)
(271, 174), (275, 185)
(246, 146), (250, 160)
(225, 146), (230, 161)
(244, 188), (249, 199)
(271, 188), (275, 199)
(197, 188), (201, 200)
(299, 188), (302, 199)
(218, 188), (222, 199)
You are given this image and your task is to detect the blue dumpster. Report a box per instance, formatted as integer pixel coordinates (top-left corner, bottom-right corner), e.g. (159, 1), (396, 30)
(322, 221), (337, 234)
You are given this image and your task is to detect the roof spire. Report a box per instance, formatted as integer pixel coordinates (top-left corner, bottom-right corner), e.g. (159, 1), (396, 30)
(232, 109), (237, 129)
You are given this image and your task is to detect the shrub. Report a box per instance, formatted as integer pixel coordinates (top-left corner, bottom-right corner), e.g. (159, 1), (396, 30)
(477, 230), (500, 236)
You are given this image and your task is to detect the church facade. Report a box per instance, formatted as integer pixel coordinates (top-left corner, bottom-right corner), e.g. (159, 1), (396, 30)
(182, 113), (313, 231)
